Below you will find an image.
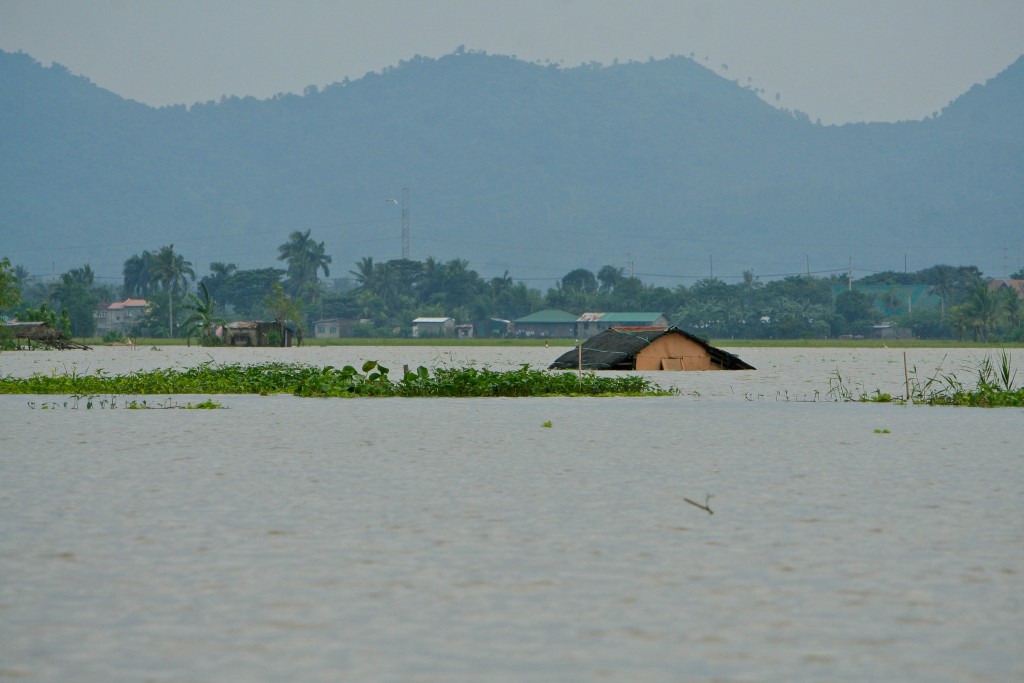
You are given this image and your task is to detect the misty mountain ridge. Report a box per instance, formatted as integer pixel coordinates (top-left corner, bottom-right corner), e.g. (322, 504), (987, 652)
(1, 48), (1022, 284)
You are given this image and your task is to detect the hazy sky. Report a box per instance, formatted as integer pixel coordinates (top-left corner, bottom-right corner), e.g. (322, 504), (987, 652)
(2, 0), (1023, 124)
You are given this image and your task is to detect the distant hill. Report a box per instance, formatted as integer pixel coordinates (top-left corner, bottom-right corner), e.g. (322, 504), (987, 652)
(1, 48), (1022, 284)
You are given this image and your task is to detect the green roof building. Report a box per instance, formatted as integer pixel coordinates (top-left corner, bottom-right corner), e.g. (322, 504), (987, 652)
(513, 310), (578, 338)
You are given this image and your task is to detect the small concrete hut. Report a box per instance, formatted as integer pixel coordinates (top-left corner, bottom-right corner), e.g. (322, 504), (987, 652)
(549, 326), (754, 371)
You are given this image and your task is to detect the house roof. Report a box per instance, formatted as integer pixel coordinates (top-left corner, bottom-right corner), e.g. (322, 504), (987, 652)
(989, 279), (1024, 298)
(578, 312), (666, 323)
(412, 317), (454, 324)
(514, 309), (578, 324)
(2, 321), (91, 349)
(549, 326), (754, 371)
(226, 320), (298, 332)
(105, 298), (148, 310)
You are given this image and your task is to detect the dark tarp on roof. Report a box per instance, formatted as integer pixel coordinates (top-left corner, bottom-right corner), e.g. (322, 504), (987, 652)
(548, 326), (754, 371)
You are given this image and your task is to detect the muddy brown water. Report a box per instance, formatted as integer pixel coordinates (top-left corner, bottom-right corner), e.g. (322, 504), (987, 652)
(1, 346), (1021, 682)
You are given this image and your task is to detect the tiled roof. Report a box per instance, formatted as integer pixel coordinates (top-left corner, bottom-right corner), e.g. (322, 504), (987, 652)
(106, 298), (148, 310)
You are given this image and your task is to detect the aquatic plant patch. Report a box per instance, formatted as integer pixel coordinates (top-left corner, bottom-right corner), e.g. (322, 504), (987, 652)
(827, 350), (1023, 407)
(0, 361), (674, 398)
(26, 395), (225, 410)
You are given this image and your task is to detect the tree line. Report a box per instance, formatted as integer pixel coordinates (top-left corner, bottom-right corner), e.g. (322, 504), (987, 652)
(2, 234), (1023, 343)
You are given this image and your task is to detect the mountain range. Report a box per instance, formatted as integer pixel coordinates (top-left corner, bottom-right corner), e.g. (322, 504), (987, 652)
(1, 48), (1022, 285)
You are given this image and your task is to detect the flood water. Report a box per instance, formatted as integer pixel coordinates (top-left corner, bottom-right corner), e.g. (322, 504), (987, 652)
(1, 346), (1021, 682)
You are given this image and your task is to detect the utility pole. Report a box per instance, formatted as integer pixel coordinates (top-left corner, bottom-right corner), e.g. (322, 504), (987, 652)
(401, 187), (410, 260)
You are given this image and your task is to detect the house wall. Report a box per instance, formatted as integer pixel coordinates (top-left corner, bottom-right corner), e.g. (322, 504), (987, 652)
(314, 319), (360, 339)
(634, 334), (715, 370)
(412, 320), (454, 338)
(514, 322), (577, 338)
(95, 305), (147, 335)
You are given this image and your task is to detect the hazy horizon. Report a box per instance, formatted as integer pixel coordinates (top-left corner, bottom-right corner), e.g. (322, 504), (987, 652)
(2, 0), (1023, 125)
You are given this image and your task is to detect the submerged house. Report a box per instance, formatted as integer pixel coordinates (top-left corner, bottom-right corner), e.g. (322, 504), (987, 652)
(549, 326), (754, 371)
(1, 321), (91, 350)
(223, 321), (294, 347)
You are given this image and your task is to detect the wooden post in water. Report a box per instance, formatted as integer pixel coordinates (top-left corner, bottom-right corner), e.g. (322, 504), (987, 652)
(577, 340), (583, 386)
(904, 351), (910, 401)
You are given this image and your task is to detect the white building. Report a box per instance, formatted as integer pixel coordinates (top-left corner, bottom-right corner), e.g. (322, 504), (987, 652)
(411, 317), (455, 338)
(95, 298), (148, 336)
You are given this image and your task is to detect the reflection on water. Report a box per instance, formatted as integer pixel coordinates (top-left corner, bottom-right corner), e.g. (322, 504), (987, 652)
(1, 347), (1021, 682)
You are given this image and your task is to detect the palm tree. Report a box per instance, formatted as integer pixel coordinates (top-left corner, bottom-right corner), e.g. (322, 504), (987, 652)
(278, 230), (331, 299)
(264, 282), (303, 346)
(879, 288), (901, 318)
(597, 265), (625, 292)
(181, 282), (223, 345)
(928, 265), (955, 319)
(349, 256), (404, 310)
(148, 245), (195, 337)
(123, 251), (154, 298)
(1000, 287), (1022, 331)
(948, 305), (969, 341)
(350, 256), (377, 291)
(967, 285), (999, 342)
(0, 256), (22, 311)
(742, 269), (763, 291)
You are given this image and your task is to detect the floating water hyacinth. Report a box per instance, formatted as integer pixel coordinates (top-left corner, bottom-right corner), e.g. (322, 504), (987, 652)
(0, 361), (674, 398)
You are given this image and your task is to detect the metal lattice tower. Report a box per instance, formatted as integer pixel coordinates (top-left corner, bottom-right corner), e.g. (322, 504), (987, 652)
(401, 188), (410, 259)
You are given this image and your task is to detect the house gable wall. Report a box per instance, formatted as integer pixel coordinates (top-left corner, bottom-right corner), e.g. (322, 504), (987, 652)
(634, 334), (715, 370)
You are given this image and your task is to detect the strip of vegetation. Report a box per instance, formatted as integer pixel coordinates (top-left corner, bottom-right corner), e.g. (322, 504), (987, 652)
(27, 396), (225, 410)
(715, 339), (1024, 349)
(0, 361), (674, 398)
(828, 350), (1023, 407)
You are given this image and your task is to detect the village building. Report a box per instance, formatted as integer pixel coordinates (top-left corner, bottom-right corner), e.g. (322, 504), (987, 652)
(577, 312), (669, 337)
(223, 321), (294, 347)
(512, 310), (578, 338)
(312, 317), (366, 339)
(1, 321), (91, 350)
(95, 298), (148, 336)
(549, 326), (754, 371)
(411, 317), (455, 338)
(485, 318), (513, 337)
(988, 279), (1024, 300)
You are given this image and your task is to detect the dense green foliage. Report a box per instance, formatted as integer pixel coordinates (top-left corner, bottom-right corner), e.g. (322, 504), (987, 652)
(0, 361), (673, 397)
(4, 243), (1023, 342)
(2, 49), (1021, 287)
(0, 257), (19, 311)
